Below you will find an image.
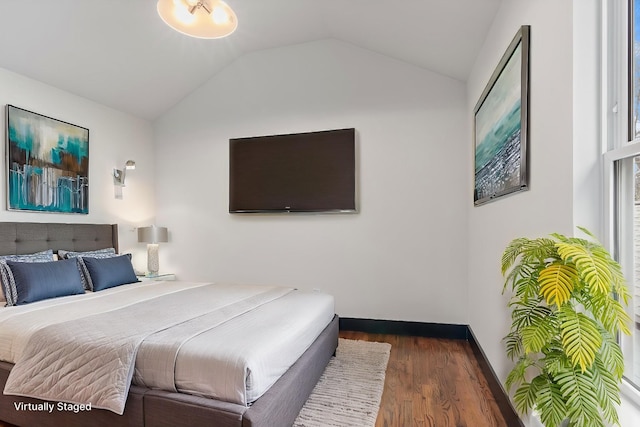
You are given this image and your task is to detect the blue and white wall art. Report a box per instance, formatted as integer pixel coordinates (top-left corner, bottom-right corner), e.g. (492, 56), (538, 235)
(474, 25), (530, 206)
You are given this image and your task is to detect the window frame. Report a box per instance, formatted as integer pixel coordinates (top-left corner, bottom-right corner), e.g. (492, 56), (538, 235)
(604, 0), (640, 397)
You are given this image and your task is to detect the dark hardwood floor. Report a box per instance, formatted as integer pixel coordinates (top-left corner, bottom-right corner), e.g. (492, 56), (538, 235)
(0, 332), (509, 427)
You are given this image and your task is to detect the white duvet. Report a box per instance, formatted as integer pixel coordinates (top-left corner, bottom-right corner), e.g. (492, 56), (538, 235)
(0, 281), (334, 413)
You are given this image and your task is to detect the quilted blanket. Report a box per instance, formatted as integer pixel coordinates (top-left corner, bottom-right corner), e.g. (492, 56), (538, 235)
(3, 283), (292, 414)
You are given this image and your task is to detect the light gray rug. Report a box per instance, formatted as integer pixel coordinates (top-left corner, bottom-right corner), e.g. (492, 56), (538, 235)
(294, 338), (391, 427)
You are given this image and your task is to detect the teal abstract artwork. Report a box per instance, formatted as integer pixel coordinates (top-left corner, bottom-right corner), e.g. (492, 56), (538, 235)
(6, 105), (89, 214)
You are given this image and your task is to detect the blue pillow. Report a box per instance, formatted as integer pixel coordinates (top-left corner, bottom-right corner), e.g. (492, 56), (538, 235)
(57, 248), (118, 290)
(5, 259), (85, 306)
(0, 250), (56, 305)
(81, 254), (139, 292)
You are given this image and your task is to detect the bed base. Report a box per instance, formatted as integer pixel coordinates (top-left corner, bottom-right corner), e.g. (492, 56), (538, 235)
(0, 315), (338, 427)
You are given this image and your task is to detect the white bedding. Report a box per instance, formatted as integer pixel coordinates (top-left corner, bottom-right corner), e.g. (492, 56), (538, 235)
(0, 281), (334, 410)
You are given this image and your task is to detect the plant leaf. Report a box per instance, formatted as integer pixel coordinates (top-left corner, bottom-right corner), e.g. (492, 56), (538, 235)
(514, 273), (541, 302)
(505, 263), (539, 301)
(556, 242), (612, 296)
(554, 366), (602, 425)
(538, 263), (577, 306)
(513, 379), (543, 415)
(576, 226), (598, 240)
(521, 238), (560, 265)
(521, 315), (556, 353)
(502, 237), (531, 276)
(541, 348), (570, 376)
(503, 330), (523, 361)
(607, 258), (632, 305)
(535, 379), (568, 427)
(509, 296), (552, 330)
(558, 305), (602, 372)
(598, 328), (625, 381)
(505, 356), (534, 392)
(589, 355), (621, 425)
(590, 292), (631, 336)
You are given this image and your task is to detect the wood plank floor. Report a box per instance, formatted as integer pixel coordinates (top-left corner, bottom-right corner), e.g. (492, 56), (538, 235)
(0, 332), (508, 427)
(340, 331), (508, 427)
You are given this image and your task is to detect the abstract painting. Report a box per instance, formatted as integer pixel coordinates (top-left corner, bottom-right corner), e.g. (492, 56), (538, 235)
(474, 25), (530, 206)
(6, 105), (89, 214)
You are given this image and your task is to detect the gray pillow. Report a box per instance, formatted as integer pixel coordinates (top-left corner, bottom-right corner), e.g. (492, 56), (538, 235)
(58, 247), (116, 259)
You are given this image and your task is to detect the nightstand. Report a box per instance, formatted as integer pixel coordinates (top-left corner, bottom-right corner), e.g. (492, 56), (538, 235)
(137, 273), (176, 282)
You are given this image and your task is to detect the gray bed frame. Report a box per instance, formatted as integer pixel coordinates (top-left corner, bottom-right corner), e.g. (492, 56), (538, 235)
(0, 222), (339, 427)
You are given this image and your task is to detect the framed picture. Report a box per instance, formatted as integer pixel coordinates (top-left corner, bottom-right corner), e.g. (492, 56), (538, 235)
(6, 105), (89, 214)
(473, 25), (530, 206)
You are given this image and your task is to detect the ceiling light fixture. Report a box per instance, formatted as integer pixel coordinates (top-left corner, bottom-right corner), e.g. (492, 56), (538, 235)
(157, 0), (238, 39)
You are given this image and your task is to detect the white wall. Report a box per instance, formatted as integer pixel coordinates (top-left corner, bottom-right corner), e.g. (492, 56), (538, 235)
(573, 0), (603, 236)
(0, 67), (156, 269)
(469, 1), (640, 424)
(466, 0), (574, 393)
(154, 39), (469, 324)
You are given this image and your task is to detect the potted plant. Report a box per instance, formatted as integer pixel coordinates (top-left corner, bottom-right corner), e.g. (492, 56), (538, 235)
(501, 228), (631, 427)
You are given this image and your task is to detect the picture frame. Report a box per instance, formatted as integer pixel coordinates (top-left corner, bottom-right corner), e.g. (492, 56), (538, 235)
(473, 25), (530, 206)
(6, 105), (89, 214)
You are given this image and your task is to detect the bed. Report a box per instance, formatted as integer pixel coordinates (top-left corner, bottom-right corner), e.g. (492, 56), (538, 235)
(0, 222), (339, 427)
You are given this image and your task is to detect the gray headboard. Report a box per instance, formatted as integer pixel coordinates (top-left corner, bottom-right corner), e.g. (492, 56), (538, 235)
(0, 222), (118, 255)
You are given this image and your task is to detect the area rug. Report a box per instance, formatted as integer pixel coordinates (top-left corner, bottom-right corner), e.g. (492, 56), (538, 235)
(293, 338), (391, 427)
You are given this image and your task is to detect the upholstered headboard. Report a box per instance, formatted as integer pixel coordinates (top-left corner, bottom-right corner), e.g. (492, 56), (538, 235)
(0, 222), (118, 255)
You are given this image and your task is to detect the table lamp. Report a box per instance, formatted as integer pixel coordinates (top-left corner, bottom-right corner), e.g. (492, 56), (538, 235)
(138, 225), (168, 276)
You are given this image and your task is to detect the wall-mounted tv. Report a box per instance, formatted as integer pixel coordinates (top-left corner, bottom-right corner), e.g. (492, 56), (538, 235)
(229, 128), (356, 213)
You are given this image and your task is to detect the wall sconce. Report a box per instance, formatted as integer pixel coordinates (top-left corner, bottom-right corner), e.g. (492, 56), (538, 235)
(113, 160), (136, 187)
(114, 160), (135, 199)
(138, 225), (169, 277)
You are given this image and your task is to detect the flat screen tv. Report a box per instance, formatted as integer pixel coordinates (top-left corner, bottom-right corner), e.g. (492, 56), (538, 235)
(229, 128), (356, 213)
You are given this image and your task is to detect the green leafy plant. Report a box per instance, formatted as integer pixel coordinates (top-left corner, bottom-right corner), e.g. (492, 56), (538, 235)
(501, 228), (631, 427)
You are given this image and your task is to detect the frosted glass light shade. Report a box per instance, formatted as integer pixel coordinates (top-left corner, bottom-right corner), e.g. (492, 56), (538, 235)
(157, 0), (238, 39)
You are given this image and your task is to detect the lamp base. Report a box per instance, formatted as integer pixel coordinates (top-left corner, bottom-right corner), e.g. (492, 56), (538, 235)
(147, 243), (160, 276)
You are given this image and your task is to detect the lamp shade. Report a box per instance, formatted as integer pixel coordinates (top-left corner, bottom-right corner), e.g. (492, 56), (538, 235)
(138, 226), (169, 244)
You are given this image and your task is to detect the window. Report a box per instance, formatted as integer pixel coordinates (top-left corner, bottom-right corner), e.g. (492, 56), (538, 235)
(612, 155), (640, 388)
(607, 0), (640, 393)
(632, 0), (640, 140)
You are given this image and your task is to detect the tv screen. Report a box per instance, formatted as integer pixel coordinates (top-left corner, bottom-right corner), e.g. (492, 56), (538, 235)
(229, 128), (356, 213)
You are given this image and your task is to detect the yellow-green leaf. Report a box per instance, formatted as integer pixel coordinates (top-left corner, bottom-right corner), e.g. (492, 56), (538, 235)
(599, 330), (625, 380)
(556, 243), (612, 296)
(536, 380), (568, 427)
(538, 263), (577, 306)
(502, 238), (530, 275)
(559, 306), (602, 372)
(521, 316), (555, 353)
(605, 299), (631, 336)
(554, 366), (602, 424)
(589, 356), (621, 425)
(608, 260), (631, 305)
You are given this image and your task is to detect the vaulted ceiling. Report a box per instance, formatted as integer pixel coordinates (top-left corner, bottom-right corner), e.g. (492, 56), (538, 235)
(0, 0), (501, 120)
